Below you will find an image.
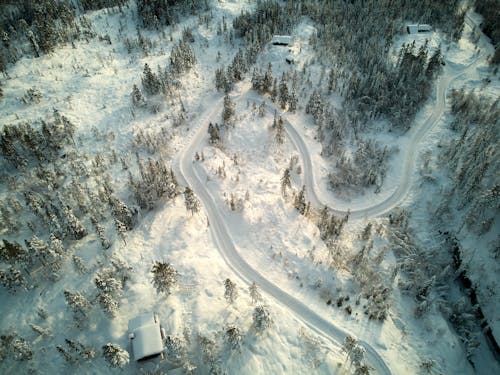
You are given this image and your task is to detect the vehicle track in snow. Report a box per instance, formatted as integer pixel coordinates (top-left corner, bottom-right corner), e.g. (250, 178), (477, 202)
(174, 16), (484, 374)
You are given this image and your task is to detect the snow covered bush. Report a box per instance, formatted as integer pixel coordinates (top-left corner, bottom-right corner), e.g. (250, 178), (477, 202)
(102, 343), (129, 368)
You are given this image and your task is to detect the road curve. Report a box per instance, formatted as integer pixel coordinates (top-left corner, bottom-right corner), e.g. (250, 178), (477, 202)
(283, 50), (484, 220)
(175, 98), (392, 374)
(174, 15), (485, 374)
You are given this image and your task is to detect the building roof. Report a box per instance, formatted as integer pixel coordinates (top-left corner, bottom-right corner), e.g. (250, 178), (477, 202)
(128, 313), (164, 361)
(271, 35), (292, 45)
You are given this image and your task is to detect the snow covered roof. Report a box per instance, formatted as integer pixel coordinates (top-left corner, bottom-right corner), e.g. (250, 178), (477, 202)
(407, 24), (433, 34)
(128, 313), (164, 361)
(271, 35), (292, 46)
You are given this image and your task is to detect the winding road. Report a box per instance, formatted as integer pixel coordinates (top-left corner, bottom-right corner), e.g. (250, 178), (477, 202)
(174, 15), (485, 374)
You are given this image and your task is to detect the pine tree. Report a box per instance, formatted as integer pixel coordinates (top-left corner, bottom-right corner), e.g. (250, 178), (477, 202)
(63, 206), (87, 240)
(279, 75), (289, 109)
(184, 187), (201, 215)
(0, 267), (26, 294)
(208, 122), (220, 144)
(275, 116), (285, 145)
(426, 45), (444, 79)
(132, 84), (146, 107)
(249, 282), (262, 304)
(271, 78), (278, 102)
(281, 168), (292, 196)
(224, 278), (238, 303)
(224, 324), (242, 350)
(151, 261), (178, 295)
(294, 185), (307, 215)
(102, 343), (129, 368)
(222, 93), (235, 125)
(263, 63), (273, 94)
(142, 63), (161, 95)
(253, 305), (272, 333)
(288, 89), (298, 112)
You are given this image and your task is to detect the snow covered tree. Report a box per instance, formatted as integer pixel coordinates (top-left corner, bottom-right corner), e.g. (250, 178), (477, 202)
(294, 185), (308, 215)
(349, 345), (365, 368)
(249, 282), (262, 304)
(342, 335), (357, 357)
(197, 333), (222, 374)
(222, 93), (235, 125)
(64, 290), (91, 325)
(102, 343), (129, 368)
(184, 187), (201, 215)
(63, 206), (87, 240)
(142, 63), (161, 96)
(131, 84), (146, 107)
(95, 267), (123, 318)
(12, 336), (32, 361)
(165, 335), (187, 362)
(281, 168), (292, 196)
(288, 89), (298, 112)
(208, 122), (221, 144)
(0, 267), (26, 294)
(151, 261), (178, 295)
(253, 305), (272, 333)
(306, 90), (324, 125)
(279, 75), (289, 109)
(274, 116), (285, 145)
(224, 324), (243, 351)
(271, 78), (278, 102)
(426, 46), (444, 79)
(224, 278), (238, 303)
(114, 219), (128, 244)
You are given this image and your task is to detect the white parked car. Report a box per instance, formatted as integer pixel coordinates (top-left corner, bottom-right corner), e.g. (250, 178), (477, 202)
(128, 312), (166, 361)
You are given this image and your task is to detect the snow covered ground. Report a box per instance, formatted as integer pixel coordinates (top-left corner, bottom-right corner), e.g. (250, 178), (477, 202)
(0, 1), (498, 374)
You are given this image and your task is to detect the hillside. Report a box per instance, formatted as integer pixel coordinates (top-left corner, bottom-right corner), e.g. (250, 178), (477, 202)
(0, 1), (498, 374)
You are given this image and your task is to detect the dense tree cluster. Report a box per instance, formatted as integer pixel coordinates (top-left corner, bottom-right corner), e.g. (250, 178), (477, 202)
(137, 0), (208, 29)
(80, 0), (127, 11)
(474, 0), (500, 64)
(129, 156), (179, 210)
(0, 0), (94, 71)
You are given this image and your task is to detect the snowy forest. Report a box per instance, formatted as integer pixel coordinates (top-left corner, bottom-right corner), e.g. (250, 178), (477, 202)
(0, 0), (499, 374)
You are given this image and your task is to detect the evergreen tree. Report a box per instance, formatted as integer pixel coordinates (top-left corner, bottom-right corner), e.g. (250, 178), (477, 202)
(253, 305), (272, 333)
(294, 185), (308, 215)
(222, 93), (235, 125)
(131, 84), (146, 107)
(279, 75), (289, 109)
(151, 261), (178, 295)
(275, 116), (285, 145)
(208, 122), (221, 144)
(426, 45), (444, 79)
(271, 78), (278, 102)
(102, 343), (129, 368)
(288, 89), (298, 112)
(141, 63), (161, 95)
(224, 278), (238, 303)
(281, 168), (292, 196)
(249, 282), (262, 304)
(224, 324), (243, 351)
(184, 187), (201, 215)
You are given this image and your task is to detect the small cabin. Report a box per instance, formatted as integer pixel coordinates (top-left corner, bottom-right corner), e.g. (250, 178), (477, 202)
(271, 35), (292, 46)
(128, 313), (166, 361)
(407, 24), (433, 34)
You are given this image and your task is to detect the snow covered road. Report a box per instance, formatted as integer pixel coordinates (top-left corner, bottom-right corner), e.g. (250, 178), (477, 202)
(176, 96), (393, 374)
(174, 15), (485, 374)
